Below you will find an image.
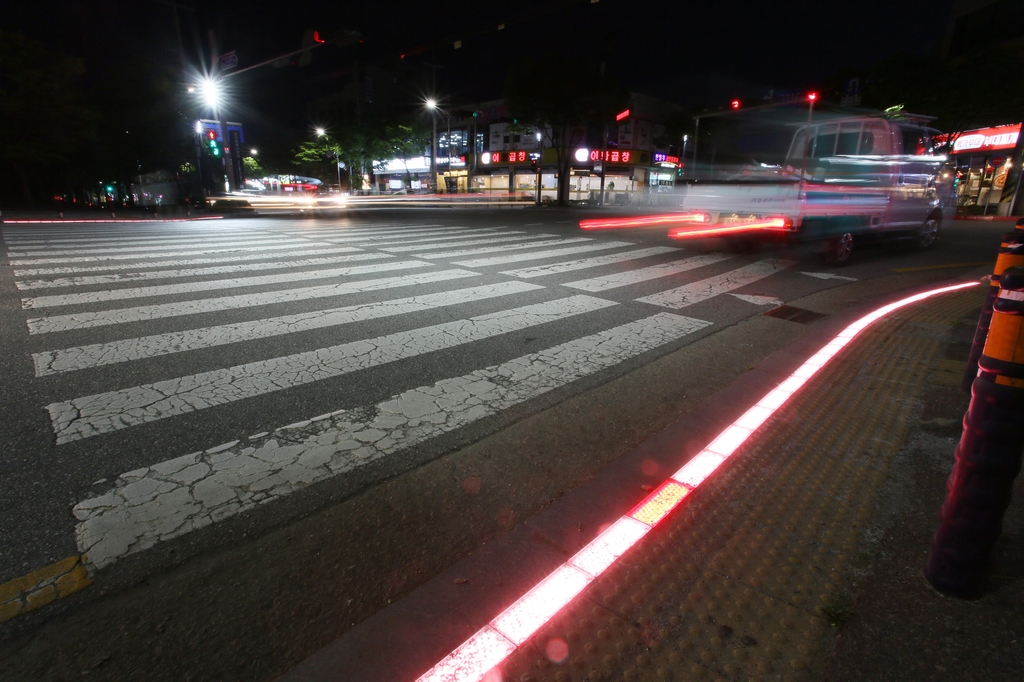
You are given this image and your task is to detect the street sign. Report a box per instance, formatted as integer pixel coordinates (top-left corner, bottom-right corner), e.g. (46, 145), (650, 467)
(843, 77), (863, 97)
(990, 155), (1006, 168)
(220, 52), (238, 70)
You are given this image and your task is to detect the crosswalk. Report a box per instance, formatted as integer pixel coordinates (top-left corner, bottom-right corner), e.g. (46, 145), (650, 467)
(1, 218), (829, 570)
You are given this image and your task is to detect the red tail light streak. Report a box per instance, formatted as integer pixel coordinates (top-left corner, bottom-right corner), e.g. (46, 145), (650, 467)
(667, 216), (793, 240)
(416, 280), (979, 682)
(579, 212), (710, 231)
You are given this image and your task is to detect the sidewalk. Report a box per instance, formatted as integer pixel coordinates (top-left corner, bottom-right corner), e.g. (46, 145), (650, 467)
(281, 279), (1024, 682)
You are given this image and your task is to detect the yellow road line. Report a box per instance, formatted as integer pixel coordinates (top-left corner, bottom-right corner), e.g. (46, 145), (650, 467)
(0, 555), (91, 623)
(893, 262), (989, 273)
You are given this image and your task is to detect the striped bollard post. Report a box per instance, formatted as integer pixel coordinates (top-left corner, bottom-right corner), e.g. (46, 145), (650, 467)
(927, 265), (1024, 596)
(960, 218), (1024, 393)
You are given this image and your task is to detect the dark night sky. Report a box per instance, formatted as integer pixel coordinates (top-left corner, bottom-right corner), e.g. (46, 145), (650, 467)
(7, 0), (954, 152)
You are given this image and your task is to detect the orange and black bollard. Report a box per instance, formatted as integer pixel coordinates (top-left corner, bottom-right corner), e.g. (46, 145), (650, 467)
(960, 218), (1024, 393)
(927, 265), (1024, 596)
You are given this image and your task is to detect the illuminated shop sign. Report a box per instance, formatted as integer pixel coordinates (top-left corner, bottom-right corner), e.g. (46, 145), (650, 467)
(590, 149), (632, 163)
(654, 152), (680, 164)
(936, 123), (1022, 153)
(481, 150), (537, 164)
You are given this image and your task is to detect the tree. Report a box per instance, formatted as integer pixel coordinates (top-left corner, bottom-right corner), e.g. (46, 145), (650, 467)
(293, 137), (344, 186)
(864, 46), (1024, 151)
(0, 30), (97, 207)
(505, 57), (629, 206)
(379, 123), (430, 190)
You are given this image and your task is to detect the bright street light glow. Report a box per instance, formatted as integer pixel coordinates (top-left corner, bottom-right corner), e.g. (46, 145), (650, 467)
(201, 78), (219, 108)
(250, 149), (258, 155)
(316, 127), (326, 136)
(195, 121), (204, 135)
(425, 99), (437, 110)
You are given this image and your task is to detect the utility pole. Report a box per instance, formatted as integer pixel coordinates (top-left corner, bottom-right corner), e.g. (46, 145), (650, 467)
(208, 30), (236, 193)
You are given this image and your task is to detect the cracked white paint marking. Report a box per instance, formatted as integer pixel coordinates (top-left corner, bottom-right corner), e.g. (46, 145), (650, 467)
(3, 232), (253, 246)
(344, 228), (511, 247)
(562, 254), (731, 292)
(22, 260), (429, 309)
(9, 241), (345, 267)
(34, 281), (544, 376)
(6, 233), (290, 252)
(27, 269), (480, 334)
(8, 237), (313, 258)
(313, 227), (502, 244)
(380, 233), (547, 253)
(72, 312), (710, 569)
(500, 246), (681, 279)
(47, 295), (614, 443)
(800, 271), (857, 281)
(15, 252), (390, 290)
(416, 237), (594, 260)
(455, 242), (637, 268)
(12, 246), (366, 277)
(636, 259), (797, 309)
(729, 293), (784, 306)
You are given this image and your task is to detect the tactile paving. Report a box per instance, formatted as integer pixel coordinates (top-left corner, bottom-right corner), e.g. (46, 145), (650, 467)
(497, 288), (981, 682)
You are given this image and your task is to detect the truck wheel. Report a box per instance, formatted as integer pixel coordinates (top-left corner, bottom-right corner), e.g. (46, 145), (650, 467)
(824, 232), (854, 265)
(916, 217), (940, 249)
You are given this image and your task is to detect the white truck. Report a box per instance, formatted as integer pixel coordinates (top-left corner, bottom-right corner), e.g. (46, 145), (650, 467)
(668, 114), (956, 263)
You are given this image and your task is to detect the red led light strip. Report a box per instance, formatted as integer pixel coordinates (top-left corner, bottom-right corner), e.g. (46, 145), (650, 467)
(2, 216), (224, 224)
(668, 217), (791, 240)
(579, 213), (709, 231)
(416, 280), (980, 682)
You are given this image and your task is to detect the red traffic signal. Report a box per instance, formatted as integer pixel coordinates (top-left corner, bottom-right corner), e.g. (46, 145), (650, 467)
(205, 129), (217, 140)
(731, 99), (740, 109)
(807, 92), (818, 102)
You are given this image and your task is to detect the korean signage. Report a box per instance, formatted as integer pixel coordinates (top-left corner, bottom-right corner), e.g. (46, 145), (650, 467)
(654, 152), (680, 165)
(937, 123), (1022, 153)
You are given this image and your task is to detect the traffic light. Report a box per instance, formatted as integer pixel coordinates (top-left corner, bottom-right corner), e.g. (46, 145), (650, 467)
(731, 99), (741, 109)
(204, 129), (221, 157)
(530, 158), (540, 174)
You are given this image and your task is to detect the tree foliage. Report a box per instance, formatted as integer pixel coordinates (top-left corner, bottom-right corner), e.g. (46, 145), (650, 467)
(864, 46), (1024, 148)
(505, 57), (629, 205)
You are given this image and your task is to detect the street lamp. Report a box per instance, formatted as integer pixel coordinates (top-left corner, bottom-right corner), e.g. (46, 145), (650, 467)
(201, 77), (220, 109)
(425, 99), (438, 193)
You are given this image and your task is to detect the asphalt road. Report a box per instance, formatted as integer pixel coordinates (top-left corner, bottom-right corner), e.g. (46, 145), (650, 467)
(0, 208), (1008, 680)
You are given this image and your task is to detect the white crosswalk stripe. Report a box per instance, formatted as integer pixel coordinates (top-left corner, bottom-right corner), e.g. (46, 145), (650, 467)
(46, 295), (616, 444)
(34, 281), (543, 376)
(13, 246), (366, 277)
(500, 246), (681, 278)
(454, 241), (636, 268)
(26, 269), (480, 333)
(15, 252), (392, 290)
(0, 221), (823, 570)
(636, 259), (797, 309)
(21, 260), (430, 309)
(562, 254), (731, 292)
(8, 237), (315, 258)
(71, 312), (712, 569)
(415, 237), (594, 259)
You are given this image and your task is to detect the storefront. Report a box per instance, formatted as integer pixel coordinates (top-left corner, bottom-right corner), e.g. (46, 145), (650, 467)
(939, 123), (1022, 216)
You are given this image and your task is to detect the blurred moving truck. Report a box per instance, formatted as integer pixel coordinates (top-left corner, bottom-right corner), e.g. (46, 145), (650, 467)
(671, 114), (956, 263)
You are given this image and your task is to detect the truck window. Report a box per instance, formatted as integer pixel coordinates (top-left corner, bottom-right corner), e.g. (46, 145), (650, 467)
(858, 121), (889, 155)
(901, 126), (927, 155)
(836, 122), (862, 155)
(812, 125), (838, 158)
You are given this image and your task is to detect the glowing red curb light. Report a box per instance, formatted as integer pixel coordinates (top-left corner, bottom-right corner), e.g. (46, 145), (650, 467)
(417, 627), (514, 682)
(569, 517), (650, 578)
(417, 280), (980, 682)
(489, 565), (592, 645)
(616, 109), (630, 121)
